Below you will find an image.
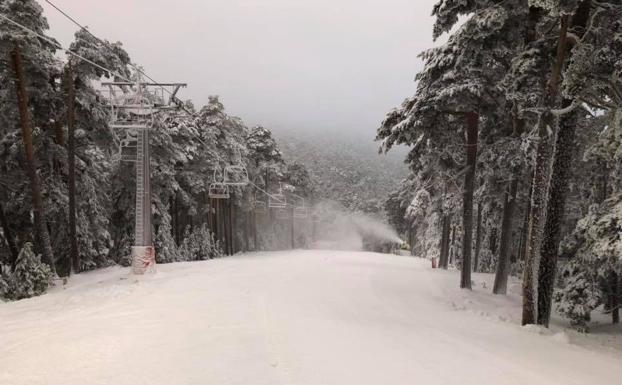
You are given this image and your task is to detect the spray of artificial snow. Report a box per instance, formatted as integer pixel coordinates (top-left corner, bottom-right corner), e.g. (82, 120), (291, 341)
(311, 201), (403, 251)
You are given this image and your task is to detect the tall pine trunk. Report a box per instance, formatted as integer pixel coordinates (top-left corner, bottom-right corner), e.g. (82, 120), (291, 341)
(536, 104), (576, 326)
(10, 46), (56, 276)
(493, 177), (518, 294)
(519, 178), (533, 262)
(66, 63), (79, 274)
(230, 202), (235, 254)
(449, 225), (456, 265)
(253, 209), (258, 251)
(536, 2), (592, 327)
(0, 201), (19, 268)
(522, 15), (569, 325)
(461, 111), (478, 289)
(439, 215), (450, 269)
(290, 206), (295, 249)
(410, 226), (417, 256)
(609, 272), (620, 324)
(473, 203), (483, 272)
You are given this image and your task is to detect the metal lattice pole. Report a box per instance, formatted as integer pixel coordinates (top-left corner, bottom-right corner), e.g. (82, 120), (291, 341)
(102, 81), (186, 274)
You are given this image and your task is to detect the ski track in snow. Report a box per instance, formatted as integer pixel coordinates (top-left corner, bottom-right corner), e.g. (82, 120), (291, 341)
(1, 250), (621, 385)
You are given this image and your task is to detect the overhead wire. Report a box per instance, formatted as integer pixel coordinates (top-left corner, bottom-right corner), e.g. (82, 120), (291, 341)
(0, 13), (131, 82)
(42, 0), (194, 116)
(3, 9), (291, 207)
(248, 180), (287, 205)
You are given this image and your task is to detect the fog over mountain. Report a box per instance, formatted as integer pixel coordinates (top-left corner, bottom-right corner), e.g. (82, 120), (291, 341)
(274, 129), (409, 213)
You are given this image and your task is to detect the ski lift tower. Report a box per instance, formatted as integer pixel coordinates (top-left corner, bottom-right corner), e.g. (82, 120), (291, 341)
(103, 81), (187, 274)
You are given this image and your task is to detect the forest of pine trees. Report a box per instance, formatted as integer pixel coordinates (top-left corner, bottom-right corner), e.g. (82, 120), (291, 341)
(1, 0), (621, 335)
(0, 0), (315, 300)
(379, 0), (622, 331)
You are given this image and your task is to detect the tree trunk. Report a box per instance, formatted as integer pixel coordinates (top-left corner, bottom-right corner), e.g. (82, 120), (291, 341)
(0, 201), (19, 268)
(438, 215), (446, 265)
(10, 46), (56, 275)
(439, 215), (450, 269)
(229, 201), (237, 255)
(225, 200), (232, 255)
(215, 199), (220, 248)
(253, 209), (258, 251)
(536, 2), (592, 326)
(410, 226), (417, 256)
(461, 111), (478, 289)
(522, 115), (556, 324)
(522, 15), (569, 326)
(53, 119), (64, 146)
(519, 178), (533, 262)
(66, 63), (79, 274)
(449, 225), (456, 265)
(490, 227), (498, 256)
(536, 104), (576, 326)
(170, 196), (177, 245)
(493, 178), (519, 294)
(609, 272), (620, 324)
(290, 206), (295, 249)
(243, 210), (249, 252)
(473, 203), (483, 272)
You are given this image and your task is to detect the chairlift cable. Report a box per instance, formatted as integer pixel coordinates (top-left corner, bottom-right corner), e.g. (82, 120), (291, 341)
(42, 0), (194, 116)
(248, 180), (287, 205)
(0, 13), (131, 82)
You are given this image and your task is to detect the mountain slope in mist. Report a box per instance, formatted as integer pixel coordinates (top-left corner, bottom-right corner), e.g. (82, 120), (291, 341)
(274, 130), (408, 214)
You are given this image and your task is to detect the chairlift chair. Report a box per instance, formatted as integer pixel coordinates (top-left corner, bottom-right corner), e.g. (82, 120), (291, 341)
(268, 183), (287, 209)
(292, 194), (308, 219)
(268, 193), (287, 209)
(223, 164), (249, 186)
(293, 206), (308, 219)
(275, 208), (289, 220)
(254, 200), (267, 214)
(213, 168), (224, 183)
(208, 183), (230, 199)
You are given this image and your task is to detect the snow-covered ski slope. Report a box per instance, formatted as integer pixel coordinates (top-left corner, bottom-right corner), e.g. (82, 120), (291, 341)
(1, 250), (621, 385)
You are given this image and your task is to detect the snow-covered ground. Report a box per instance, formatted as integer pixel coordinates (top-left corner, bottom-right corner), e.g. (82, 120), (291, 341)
(1, 250), (621, 385)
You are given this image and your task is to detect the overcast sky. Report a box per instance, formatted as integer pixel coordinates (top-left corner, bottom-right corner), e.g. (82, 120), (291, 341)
(41, 0), (442, 136)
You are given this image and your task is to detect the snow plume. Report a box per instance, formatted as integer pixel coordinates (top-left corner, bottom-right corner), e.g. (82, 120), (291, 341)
(312, 201), (403, 251)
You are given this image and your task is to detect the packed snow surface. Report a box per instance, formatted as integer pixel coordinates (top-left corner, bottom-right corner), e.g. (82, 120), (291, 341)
(1, 250), (621, 385)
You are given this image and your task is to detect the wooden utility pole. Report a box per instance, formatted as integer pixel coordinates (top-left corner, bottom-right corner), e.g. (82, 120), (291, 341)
(10, 45), (56, 275)
(66, 63), (79, 274)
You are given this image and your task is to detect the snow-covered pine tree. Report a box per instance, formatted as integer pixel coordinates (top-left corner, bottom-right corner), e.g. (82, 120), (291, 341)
(64, 29), (133, 272)
(379, 0), (530, 288)
(0, 0), (61, 275)
(555, 194), (622, 331)
(1, 242), (52, 300)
